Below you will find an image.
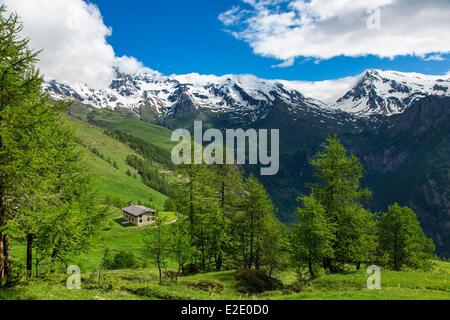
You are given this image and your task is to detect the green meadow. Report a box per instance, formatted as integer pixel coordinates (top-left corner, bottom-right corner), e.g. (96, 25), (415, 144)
(1, 260), (449, 300)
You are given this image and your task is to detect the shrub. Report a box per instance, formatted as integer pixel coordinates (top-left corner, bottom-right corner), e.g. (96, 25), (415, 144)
(83, 271), (119, 292)
(182, 263), (198, 275)
(283, 279), (310, 294)
(102, 250), (139, 270)
(234, 269), (283, 294)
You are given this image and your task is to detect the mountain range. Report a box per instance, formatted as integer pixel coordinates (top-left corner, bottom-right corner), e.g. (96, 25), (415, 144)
(44, 69), (450, 118)
(44, 69), (450, 258)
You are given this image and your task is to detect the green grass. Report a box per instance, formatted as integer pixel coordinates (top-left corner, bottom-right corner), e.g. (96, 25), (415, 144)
(10, 206), (178, 273)
(87, 110), (175, 152)
(1, 261), (449, 300)
(69, 117), (169, 209)
(73, 208), (177, 271)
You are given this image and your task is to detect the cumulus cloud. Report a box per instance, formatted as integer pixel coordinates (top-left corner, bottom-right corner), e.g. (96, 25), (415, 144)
(1, 0), (152, 88)
(219, 0), (450, 61)
(114, 56), (161, 76)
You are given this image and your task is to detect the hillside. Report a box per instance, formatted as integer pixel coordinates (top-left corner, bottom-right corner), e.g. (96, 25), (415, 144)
(69, 117), (169, 209)
(10, 116), (177, 274)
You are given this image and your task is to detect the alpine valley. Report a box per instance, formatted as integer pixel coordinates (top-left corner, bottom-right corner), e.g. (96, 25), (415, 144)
(44, 69), (450, 258)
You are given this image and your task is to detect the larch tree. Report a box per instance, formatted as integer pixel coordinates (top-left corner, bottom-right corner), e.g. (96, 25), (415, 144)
(378, 204), (434, 271)
(309, 136), (372, 272)
(0, 6), (44, 281)
(0, 6), (105, 282)
(291, 196), (335, 278)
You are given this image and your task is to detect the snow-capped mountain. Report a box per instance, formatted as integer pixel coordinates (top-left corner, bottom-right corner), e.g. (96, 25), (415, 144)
(333, 70), (450, 116)
(44, 72), (325, 122)
(44, 69), (450, 119)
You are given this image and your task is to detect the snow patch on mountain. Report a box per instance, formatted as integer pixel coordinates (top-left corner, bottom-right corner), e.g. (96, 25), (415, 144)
(44, 71), (325, 118)
(332, 70), (450, 116)
(44, 69), (450, 118)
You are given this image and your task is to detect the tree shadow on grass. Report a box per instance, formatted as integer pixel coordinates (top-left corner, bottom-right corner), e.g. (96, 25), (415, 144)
(0, 287), (38, 300)
(113, 218), (134, 228)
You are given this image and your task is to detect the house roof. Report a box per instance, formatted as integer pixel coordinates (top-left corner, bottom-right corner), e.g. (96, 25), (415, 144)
(122, 205), (156, 217)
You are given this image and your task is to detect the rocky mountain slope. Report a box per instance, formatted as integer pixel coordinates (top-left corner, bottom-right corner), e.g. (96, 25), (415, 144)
(45, 69), (450, 119)
(334, 70), (450, 116)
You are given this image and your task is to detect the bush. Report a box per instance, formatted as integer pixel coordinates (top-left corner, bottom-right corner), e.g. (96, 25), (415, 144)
(104, 195), (126, 209)
(83, 271), (119, 292)
(234, 269), (283, 294)
(182, 263), (198, 275)
(102, 250), (139, 270)
(283, 279), (310, 294)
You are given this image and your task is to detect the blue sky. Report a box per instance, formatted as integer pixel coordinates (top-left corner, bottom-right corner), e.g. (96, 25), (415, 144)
(89, 0), (450, 81)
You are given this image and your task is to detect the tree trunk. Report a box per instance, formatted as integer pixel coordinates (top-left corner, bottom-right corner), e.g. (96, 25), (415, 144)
(249, 212), (254, 270)
(323, 257), (339, 273)
(3, 235), (11, 279)
(35, 258), (40, 278)
(200, 230), (206, 271)
(26, 234), (34, 277)
(0, 235), (4, 281)
(157, 257), (162, 285)
(356, 262), (361, 271)
(176, 263), (182, 282)
(189, 164), (194, 242)
(0, 180), (5, 281)
(255, 244), (260, 270)
(51, 246), (59, 272)
(308, 260), (315, 278)
(394, 230), (400, 271)
(216, 252), (223, 271)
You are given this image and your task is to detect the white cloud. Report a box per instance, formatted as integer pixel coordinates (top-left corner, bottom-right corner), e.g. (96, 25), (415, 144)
(172, 73), (223, 86)
(271, 57), (295, 68)
(1, 0), (152, 88)
(114, 56), (160, 76)
(280, 75), (361, 104)
(219, 0), (450, 61)
(424, 54), (446, 62)
(218, 6), (249, 26)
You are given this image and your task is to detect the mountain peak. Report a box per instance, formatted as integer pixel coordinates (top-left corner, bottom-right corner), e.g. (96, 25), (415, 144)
(44, 71), (326, 122)
(44, 69), (450, 119)
(333, 69), (450, 116)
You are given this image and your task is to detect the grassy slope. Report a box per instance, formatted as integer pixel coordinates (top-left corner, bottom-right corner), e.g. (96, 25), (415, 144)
(72, 207), (177, 271)
(70, 117), (168, 209)
(87, 110), (175, 152)
(1, 261), (449, 300)
(57, 117), (179, 269)
(10, 116), (176, 275)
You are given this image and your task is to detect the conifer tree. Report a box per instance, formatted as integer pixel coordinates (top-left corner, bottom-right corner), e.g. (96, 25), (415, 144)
(0, 6), (104, 280)
(309, 136), (372, 272)
(0, 6), (57, 280)
(238, 176), (279, 270)
(291, 196), (335, 278)
(378, 204), (434, 271)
